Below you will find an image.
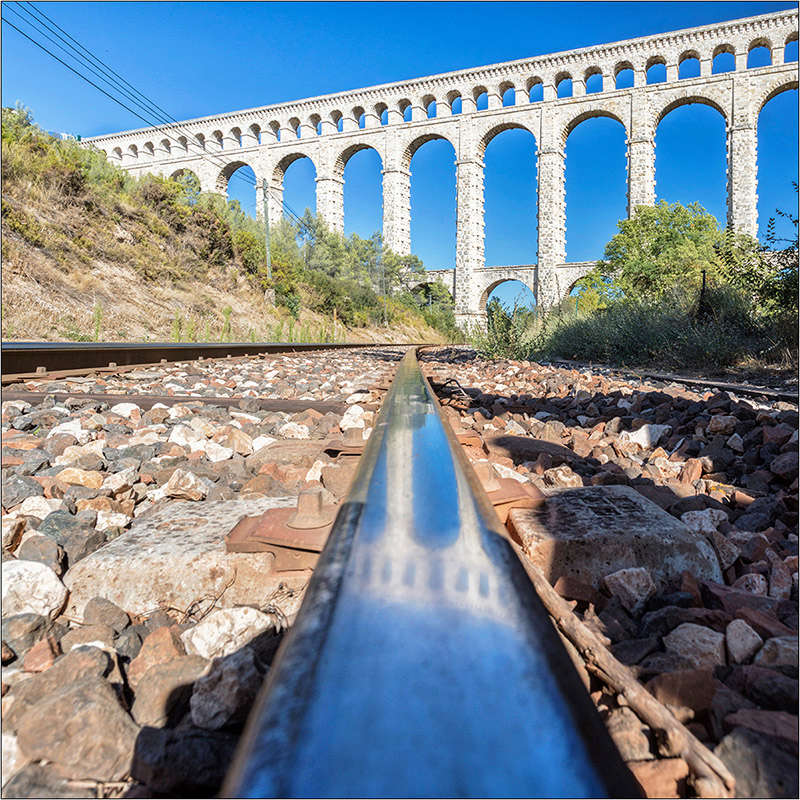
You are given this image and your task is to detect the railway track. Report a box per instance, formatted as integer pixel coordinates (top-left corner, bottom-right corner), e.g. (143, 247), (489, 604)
(1, 342), (796, 797)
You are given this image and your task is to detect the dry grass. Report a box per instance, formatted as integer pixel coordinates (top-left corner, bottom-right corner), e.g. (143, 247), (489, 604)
(1, 189), (442, 345)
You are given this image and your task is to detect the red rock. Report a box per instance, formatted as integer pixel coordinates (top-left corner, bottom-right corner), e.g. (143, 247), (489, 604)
(725, 709), (798, 744)
(703, 581), (777, 615)
(553, 576), (602, 606)
(645, 669), (721, 713)
(767, 551), (792, 601)
(22, 636), (60, 673)
(736, 607), (795, 639)
(126, 626), (185, 690)
(628, 758), (688, 798)
(679, 458), (703, 484)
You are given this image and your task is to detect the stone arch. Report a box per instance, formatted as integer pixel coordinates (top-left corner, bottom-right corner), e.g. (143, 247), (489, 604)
(334, 143), (384, 180)
(308, 114), (322, 135)
(127, 144), (138, 160)
(653, 93), (728, 129)
(479, 276), (537, 309)
(446, 90), (462, 114)
(143, 141), (154, 158)
(194, 133), (205, 151)
(614, 60), (634, 88)
(749, 35), (774, 52)
(111, 146), (123, 161)
(375, 102), (388, 125)
(170, 167), (200, 182)
(477, 121), (536, 159)
(272, 152), (317, 184)
(216, 160), (257, 194)
(400, 132), (456, 171)
(584, 66), (603, 90)
(757, 77), (799, 114)
(561, 106), (628, 144)
(248, 123), (261, 144)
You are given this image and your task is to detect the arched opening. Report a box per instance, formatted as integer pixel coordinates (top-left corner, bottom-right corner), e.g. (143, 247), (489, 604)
(748, 42), (772, 68)
(565, 115), (627, 261)
(586, 69), (603, 94)
(475, 89), (489, 111)
(615, 63), (634, 89)
(712, 45), (735, 74)
(170, 169), (201, 204)
(400, 100), (412, 123)
(376, 103), (389, 126)
(282, 155), (317, 225)
(288, 118), (301, 139)
(342, 146), (383, 238)
(758, 86), (799, 243)
(221, 162), (258, 217)
(353, 107), (366, 129)
(248, 124), (261, 145)
(678, 53), (700, 79)
(785, 35), (798, 62)
(556, 74), (573, 98)
(425, 98), (437, 119)
(448, 92), (462, 115)
(528, 80), (543, 102)
(646, 58), (666, 84)
(407, 136), (456, 268)
(501, 84), (516, 107)
(482, 126), (537, 268)
(484, 279), (537, 314)
(656, 100), (727, 226)
(411, 282), (454, 307)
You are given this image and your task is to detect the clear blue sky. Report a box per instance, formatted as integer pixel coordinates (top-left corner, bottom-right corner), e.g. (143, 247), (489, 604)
(2, 1), (797, 309)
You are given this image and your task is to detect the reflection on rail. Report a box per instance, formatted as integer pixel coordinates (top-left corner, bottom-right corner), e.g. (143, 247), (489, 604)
(223, 349), (639, 797)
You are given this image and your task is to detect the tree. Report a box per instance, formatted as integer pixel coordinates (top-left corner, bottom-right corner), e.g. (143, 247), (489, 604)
(602, 201), (728, 300)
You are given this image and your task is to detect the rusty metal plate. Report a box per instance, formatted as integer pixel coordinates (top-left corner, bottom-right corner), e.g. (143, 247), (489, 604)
(225, 508), (334, 570)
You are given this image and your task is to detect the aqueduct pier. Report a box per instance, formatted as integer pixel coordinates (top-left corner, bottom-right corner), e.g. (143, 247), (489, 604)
(85, 10), (798, 326)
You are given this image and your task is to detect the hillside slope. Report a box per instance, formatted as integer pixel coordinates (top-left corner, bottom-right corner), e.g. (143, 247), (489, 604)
(1, 107), (446, 344)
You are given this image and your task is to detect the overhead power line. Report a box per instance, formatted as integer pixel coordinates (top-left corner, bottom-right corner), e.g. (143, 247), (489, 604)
(3, 2), (315, 233)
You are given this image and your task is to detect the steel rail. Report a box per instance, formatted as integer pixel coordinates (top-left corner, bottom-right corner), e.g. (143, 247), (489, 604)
(223, 348), (640, 798)
(0, 341), (406, 383)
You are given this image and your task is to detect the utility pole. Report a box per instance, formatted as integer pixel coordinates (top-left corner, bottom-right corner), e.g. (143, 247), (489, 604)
(262, 178), (272, 281)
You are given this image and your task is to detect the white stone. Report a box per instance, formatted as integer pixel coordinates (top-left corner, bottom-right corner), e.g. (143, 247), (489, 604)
(1, 559), (68, 618)
(663, 623), (726, 669)
(492, 463), (528, 484)
(189, 416), (217, 437)
(305, 460), (326, 482)
(181, 607), (277, 660)
(55, 440), (106, 465)
(603, 567), (656, 614)
(340, 405), (365, 431)
(725, 619), (763, 664)
(96, 510), (132, 531)
(252, 435), (277, 453)
(168, 424), (206, 451)
(109, 402), (141, 419)
(47, 419), (88, 443)
(204, 441), (234, 462)
(278, 422), (310, 440)
(62, 498), (305, 619)
(621, 424), (672, 449)
(102, 466), (139, 494)
(345, 391), (370, 405)
(16, 496), (61, 520)
(164, 469), (213, 500)
(127, 430), (163, 446)
(680, 509), (729, 536)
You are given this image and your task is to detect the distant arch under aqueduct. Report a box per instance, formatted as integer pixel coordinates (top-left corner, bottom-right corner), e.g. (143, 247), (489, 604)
(87, 9), (798, 327)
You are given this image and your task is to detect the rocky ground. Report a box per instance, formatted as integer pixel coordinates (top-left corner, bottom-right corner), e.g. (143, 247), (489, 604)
(1, 344), (797, 798)
(1, 347), (404, 798)
(421, 346), (798, 798)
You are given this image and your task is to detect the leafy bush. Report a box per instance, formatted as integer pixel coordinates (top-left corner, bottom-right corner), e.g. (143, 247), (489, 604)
(530, 285), (793, 369)
(470, 298), (538, 359)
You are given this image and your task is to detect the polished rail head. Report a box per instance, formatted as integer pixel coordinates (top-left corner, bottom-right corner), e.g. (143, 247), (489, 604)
(224, 349), (640, 798)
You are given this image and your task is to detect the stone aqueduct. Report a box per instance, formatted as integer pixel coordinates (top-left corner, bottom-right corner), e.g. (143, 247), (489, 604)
(86, 10), (798, 326)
